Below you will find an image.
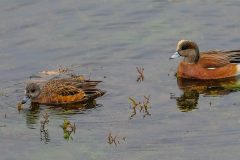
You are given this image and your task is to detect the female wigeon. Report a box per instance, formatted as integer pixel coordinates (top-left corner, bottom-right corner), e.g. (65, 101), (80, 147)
(170, 40), (240, 79)
(21, 76), (105, 106)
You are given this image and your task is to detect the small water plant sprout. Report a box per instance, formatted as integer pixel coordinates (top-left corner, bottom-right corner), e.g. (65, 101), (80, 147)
(107, 132), (126, 146)
(17, 102), (24, 111)
(128, 95), (151, 119)
(60, 119), (76, 140)
(136, 67), (144, 82)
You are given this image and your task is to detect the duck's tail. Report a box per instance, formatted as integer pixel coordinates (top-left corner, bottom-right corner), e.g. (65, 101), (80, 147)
(83, 88), (106, 102)
(226, 50), (240, 63)
(74, 80), (102, 89)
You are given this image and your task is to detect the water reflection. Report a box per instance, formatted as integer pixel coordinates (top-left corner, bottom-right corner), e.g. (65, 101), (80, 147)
(21, 100), (101, 142)
(172, 77), (240, 112)
(23, 100), (99, 126)
(39, 112), (50, 143)
(24, 104), (40, 129)
(40, 125), (50, 144)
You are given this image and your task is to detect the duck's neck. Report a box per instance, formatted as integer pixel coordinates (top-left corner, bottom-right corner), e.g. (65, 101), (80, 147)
(184, 48), (200, 64)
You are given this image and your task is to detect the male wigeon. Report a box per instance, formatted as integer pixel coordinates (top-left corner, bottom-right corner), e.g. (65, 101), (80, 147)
(21, 76), (105, 106)
(170, 40), (240, 79)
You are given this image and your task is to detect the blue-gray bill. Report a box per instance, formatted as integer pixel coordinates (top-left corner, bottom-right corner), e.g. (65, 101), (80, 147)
(170, 51), (180, 59)
(21, 96), (30, 104)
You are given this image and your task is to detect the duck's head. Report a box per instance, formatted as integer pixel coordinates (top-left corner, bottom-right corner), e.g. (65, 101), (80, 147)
(21, 83), (41, 104)
(170, 40), (200, 63)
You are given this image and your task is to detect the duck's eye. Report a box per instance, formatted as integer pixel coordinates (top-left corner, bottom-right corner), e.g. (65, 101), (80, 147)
(181, 44), (189, 50)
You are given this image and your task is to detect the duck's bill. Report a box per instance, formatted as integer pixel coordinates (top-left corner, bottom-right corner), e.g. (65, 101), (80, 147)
(170, 52), (180, 59)
(21, 96), (30, 104)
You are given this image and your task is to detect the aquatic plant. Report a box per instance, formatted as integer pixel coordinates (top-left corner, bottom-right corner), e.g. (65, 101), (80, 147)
(60, 119), (76, 140)
(17, 102), (23, 111)
(129, 95), (151, 119)
(136, 67), (144, 82)
(107, 132), (126, 146)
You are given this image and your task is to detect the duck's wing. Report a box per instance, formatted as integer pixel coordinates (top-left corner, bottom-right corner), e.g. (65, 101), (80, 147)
(51, 81), (105, 98)
(71, 80), (102, 89)
(54, 84), (84, 96)
(52, 76), (102, 89)
(199, 51), (231, 68)
(43, 81), (86, 97)
(37, 81), (86, 104)
(45, 79), (105, 102)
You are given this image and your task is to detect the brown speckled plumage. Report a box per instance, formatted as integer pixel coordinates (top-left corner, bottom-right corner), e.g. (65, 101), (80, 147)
(24, 76), (105, 105)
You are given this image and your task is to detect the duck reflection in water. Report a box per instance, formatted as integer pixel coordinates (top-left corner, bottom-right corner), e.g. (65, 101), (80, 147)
(24, 100), (99, 128)
(172, 77), (240, 112)
(22, 100), (100, 142)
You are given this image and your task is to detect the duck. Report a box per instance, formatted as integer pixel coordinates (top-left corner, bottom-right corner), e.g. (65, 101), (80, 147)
(170, 40), (240, 79)
(21, 76), (105, 106)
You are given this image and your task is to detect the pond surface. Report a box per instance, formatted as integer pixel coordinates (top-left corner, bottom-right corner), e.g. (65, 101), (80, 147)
(1, 0), (240, 159)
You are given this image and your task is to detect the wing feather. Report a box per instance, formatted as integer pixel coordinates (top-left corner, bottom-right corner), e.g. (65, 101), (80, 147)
(199, 51), (230, 68)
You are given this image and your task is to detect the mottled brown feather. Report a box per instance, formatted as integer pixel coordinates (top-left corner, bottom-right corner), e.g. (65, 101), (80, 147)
(31, 77), (105, 105)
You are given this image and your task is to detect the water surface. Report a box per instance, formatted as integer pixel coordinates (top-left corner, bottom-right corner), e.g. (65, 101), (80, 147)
(1, 0), (240, 159)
